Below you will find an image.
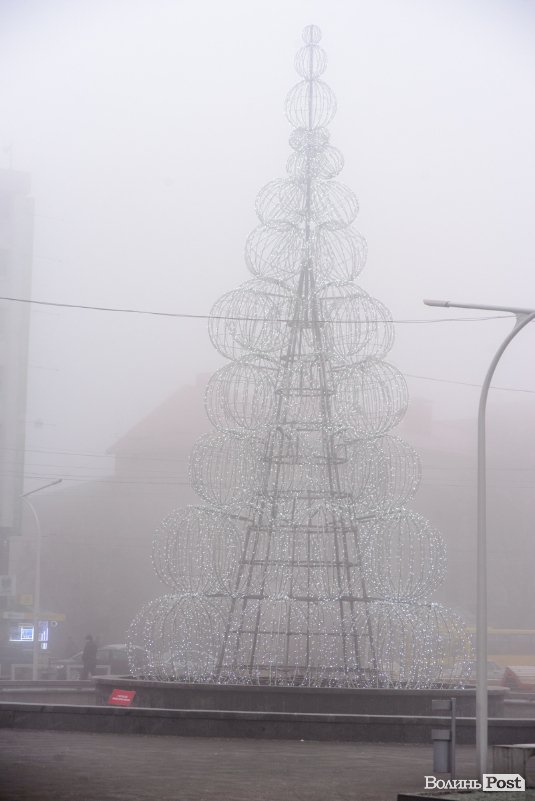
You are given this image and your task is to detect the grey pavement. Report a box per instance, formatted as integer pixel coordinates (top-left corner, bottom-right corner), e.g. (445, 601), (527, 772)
(0, 729), (479, 801)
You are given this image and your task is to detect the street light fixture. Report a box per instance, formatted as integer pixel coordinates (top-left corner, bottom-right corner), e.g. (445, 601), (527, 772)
(20, 478), (62, 681)
(424, 299), (535, 776)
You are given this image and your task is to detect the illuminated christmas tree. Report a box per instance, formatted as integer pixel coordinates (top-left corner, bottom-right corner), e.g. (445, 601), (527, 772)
(129, 25), (471, 688)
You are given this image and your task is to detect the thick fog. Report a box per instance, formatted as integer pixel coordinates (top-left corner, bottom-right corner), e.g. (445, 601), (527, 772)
(2, 0), (534, 643)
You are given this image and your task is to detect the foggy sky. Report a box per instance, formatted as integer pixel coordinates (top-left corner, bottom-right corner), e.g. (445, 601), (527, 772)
(1, 0), (534, 487)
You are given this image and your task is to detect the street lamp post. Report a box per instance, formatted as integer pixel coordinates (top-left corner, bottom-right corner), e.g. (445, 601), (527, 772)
(423, 299), (535, 776)
(20, 478), (62, 681)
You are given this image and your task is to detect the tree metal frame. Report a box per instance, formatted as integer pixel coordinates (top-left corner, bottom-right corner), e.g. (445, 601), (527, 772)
(129, 26), (472, 689)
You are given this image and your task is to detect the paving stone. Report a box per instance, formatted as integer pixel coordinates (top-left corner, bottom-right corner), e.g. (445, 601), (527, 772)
(0, 730), (478, 801)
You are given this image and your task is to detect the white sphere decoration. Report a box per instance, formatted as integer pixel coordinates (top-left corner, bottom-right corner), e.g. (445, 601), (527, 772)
(285, 80), (337, 130)
(360, 510), (447, 601)
(335, 359), (408, 436)
(205, 357), (277, 432)
(208, 278), (292, 360)
(245, 225), (305, 282)
(127, 594), (228, 683)
(319, 283), (395, 364)
(302, 24), (322, 44)
(311, 226), (367, 287)
(287, 145), (344, 181)
(190, 432), (262, 510)
(294, 44), (327, 80)
(152, 506), (247, 597)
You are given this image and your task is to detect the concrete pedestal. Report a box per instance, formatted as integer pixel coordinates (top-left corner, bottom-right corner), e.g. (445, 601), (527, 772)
(94, 678), (507, 717)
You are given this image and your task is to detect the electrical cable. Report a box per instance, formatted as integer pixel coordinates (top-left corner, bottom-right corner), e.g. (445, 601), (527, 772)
(0, 294), (516, 325)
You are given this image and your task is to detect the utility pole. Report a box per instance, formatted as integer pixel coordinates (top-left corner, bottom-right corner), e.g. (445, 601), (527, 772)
(424, 299), (535, 776)
(21, 479), (62, 680)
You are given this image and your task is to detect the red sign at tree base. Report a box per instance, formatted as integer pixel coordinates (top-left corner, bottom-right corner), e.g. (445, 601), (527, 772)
(108, 688), (136, 706)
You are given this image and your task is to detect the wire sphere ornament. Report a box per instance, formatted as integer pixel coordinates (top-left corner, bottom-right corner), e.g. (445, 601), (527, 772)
(208, 278), (292, 361)
(368, 602), (473, 689)
(255, 179), (358, 230)
(319, 284), (395, 364)
(285, 80), (337, 129)
(302, 24), (322, 44)
(289, 125), (329, 153)
(255, 179), (307, 226)
(127, 594), (228, 683)
(287, 144), (344, 181)
(190, 432), (262, 510)
(337, 434), (421, 516)
(338, 601), (472, 689)
(334, 359), (408, 436)
(294, 44), (327, 80)
(245, 225), (305, 283)
(151, 506), (247, 596)
(310, 181), (359, 229)
(205, 357), (278, 432)
(359, 510), (447, 601)
(311, 226), (368, 288)
(131, 25), (472, 689)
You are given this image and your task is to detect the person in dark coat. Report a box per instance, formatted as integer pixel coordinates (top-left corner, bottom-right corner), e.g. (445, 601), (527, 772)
(81, 635), (98, 679)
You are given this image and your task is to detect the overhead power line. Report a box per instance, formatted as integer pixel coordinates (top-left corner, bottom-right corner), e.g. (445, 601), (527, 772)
(405, 373), (535, 394)
(12, 470), (533, 490)
(0, 294), (515, 325)
(10, 470), (191, 486)
(0, 445), (189, 461)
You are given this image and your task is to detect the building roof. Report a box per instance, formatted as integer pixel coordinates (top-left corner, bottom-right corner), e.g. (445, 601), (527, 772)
(108, 373), (211, 459)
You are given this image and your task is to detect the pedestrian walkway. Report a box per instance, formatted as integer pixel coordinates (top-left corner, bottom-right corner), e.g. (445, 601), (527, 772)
(0, 729), (479, 801)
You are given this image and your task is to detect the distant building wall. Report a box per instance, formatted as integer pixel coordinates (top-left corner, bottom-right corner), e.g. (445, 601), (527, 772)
(15, 377), (209, 653)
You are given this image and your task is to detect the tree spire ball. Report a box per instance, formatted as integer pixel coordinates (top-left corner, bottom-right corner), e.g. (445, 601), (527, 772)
(128, 29), (472, 689)
(302, 24), (322, 44)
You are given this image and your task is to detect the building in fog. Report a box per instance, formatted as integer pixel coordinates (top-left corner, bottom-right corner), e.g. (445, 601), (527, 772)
(0, 169), (34, 594)
(18, 375), (209, 655)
